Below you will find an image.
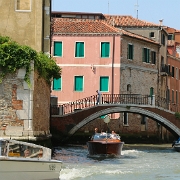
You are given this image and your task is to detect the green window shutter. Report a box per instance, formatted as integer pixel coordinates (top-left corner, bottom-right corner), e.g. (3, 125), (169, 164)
(53, 77), (61, 90)
(150, 87), (154, 96)
(147, 49), (150, 63)
(100, 76), (109, 91)
(54, 42), (62, 56)
(75, 42), (84, 57)
(75, 76), (83, 91)
(101, 42), (110, 57)
(128, 44), (133, 60)
(142, 48), (145, 62)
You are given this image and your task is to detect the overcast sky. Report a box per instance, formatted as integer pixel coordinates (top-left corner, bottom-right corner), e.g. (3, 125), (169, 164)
(52, 0), (180, 30)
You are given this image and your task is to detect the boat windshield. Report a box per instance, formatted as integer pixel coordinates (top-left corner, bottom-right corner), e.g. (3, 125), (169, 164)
(8, 141), (44, 158)
(93, 133), (120, 140)
(0, 140), (8, 156)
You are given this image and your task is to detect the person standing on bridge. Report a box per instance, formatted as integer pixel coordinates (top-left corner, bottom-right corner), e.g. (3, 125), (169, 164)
(96, 90), (101, 105)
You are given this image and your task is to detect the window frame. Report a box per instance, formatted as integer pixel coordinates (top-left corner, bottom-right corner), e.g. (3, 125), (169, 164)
(52, 77), (62, 91)
(74, 76), (84, 92)
(15, 0), (31, 12)
(75, 42), (85, 58)
(123, 112), (128, 126)
(142, 47), (150, 63)
(127, 43), (134, 60)
(100, 42), (110, 58)
(151, 51), (156, 64)
(53, 41), (63, 57)
(100, 76), (109, 92)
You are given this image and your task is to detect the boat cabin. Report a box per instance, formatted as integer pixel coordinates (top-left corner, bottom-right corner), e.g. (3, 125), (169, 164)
(0, 138), (51, 159)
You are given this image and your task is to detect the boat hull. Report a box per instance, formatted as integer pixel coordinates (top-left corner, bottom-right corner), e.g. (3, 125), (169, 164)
(87, 141), (124, 155)
(0, 158), (62, 180)
(173, 145), (180, 152)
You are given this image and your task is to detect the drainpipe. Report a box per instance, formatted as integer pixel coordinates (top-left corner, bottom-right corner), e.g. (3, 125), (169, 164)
(111, 34), (115, 102)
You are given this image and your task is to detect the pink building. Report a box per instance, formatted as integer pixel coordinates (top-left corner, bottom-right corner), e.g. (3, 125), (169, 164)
(51, 19), (121, 104)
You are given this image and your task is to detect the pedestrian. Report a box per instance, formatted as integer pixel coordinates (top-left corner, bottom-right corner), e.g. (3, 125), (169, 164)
(94, 128), (98, 134)
(96, 90), (101, 105)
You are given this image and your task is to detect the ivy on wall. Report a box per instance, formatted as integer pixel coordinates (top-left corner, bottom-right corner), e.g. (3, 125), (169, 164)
(0, 36), (61, 85)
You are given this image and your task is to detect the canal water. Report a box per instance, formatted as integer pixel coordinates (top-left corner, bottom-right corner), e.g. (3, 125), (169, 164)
(54, 144), (180, 180)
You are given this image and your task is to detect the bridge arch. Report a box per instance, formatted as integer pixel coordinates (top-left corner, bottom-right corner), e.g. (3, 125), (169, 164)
(69, 106), (180, 137)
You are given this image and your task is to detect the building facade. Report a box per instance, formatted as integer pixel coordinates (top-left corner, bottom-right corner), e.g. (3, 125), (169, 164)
(0, 0), (52, 140)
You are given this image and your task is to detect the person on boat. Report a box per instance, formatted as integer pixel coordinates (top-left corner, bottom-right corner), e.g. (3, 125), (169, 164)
(24, 149), (31, 157)
(111, 131), (117, 139)
(94, 128), (98, 134)
(38, 148), (43, 158)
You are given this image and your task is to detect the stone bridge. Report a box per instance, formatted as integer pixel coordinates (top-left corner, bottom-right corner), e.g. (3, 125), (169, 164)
(50, 94), (180, 142)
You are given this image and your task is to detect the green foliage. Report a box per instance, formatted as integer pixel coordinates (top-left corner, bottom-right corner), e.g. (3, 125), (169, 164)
(0, 36), (61, 85)
(175, 112), (180, 119)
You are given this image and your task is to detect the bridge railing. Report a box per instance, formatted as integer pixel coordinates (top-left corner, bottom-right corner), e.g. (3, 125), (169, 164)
(51, 94), (153, 115)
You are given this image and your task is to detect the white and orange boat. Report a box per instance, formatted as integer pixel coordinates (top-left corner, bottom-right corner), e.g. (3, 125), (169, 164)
(87, 132), (124, 155)
(0, 138), (62, 180)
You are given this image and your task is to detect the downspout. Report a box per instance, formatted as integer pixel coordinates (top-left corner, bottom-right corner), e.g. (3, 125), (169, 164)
(50, 0), (52, 55)
(42, 0), (45, 52)
(111, 34), (115, 101)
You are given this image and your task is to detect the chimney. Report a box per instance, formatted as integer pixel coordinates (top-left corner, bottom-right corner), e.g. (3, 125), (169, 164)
(159, 19), (163, 26)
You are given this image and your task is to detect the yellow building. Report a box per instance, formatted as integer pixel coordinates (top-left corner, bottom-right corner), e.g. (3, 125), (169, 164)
(0, 0), (52, 141)
(0, 0), (51, 53)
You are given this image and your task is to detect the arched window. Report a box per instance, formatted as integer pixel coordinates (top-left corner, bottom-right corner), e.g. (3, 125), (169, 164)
(127, 84), (131, 93)
(150, 87), (154, 96)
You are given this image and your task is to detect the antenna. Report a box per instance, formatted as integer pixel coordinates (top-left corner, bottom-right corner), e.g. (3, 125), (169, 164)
(108, 0), (109, 14)
(134, 0), (139, 19)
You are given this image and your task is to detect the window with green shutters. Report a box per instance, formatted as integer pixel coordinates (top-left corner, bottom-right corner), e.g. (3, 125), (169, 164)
(150, 87), (154, 97)
(142, 48), (150, 63)
(74, 76), (83, 91)
(100, 76), (109, 92)
(53, 77), (62, 91)
(54, 42), (62, 57)
(101, 42), (110, 57)
(75, 42), (84, 57)
(127, 44), (133, 60)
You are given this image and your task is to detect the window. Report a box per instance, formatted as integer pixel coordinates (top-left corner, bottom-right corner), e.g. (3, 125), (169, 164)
(127, 84), (131, 93)
(141, 116), (146, 125)
(150, 87), (154, 97)
(53, 77), (62, 91)
(141, 116), (147, 131)
(161, 33), (165, 45)
(127, 44), (133, 60)
(100, 76), (109, 92)
(15, 0), (31, 11)
(74, 76), (83, 91)
(151, 51), (156, 64)
(172, 90), (174, 103)
(149, 32), (155, 38)
(123, 112), (128, 125)
(142, 48), (150, 63)
(172, 66), (174, 77)
(54, 42), (62, 57)
(176, 67), (178, 79)
(75, 42), (84, 57)
(176, 91), (178, 104)
(101, 42), (110, 57)
(168, 34), (174, 40)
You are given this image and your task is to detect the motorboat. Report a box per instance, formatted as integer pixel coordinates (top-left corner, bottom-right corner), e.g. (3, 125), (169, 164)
(0, 138), (62, 180)
(87, 132), (124, 155)
(172, 137), (180, 152)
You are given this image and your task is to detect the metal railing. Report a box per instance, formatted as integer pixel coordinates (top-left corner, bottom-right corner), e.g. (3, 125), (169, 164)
(51, 94), (154, 115)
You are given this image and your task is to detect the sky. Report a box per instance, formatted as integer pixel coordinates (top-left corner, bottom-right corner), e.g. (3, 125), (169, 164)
(52, 0), (180, 30)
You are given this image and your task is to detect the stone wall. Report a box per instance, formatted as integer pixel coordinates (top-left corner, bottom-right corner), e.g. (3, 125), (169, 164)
(33, 72), (51, 136)
(0, 69), (51, 140)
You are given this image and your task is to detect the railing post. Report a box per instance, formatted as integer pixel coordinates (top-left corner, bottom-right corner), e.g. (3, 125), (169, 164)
(99, 94), (102, 104)
(150, 95), (155, 106)
(59, 105), (63, 115)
